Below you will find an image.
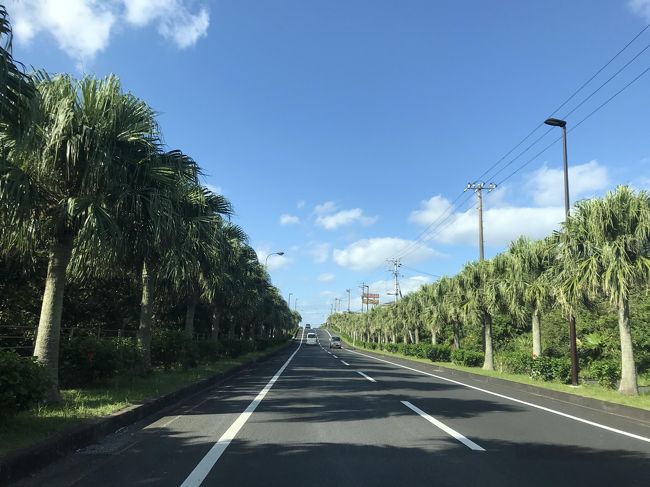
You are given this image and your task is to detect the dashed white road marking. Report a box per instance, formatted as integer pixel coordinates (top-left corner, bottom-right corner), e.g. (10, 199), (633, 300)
(357, 371), (376, 383)
(180, 328), (305, 486)
(347, 349), (650, 445)
(401, 401), (485, 451)
(333, 355), (338, 359)
(341, 360), (350, 366)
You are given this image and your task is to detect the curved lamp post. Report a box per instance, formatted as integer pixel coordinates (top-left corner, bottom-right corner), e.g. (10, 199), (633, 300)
(264, 251), (285, 267)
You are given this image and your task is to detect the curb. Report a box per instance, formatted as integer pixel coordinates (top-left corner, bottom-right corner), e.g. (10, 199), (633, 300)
(0, 340), (296, 485)
(346, 345), (650, 425)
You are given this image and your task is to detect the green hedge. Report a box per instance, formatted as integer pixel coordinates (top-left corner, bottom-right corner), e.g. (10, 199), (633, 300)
(586, 360), (620, 388)
(0, 350), (49, 418)
(451, 349), (484, 367)
(530, 356), (571, 384)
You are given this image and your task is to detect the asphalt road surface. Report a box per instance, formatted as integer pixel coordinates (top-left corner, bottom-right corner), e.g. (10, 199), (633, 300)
(15, 327), (650, 486)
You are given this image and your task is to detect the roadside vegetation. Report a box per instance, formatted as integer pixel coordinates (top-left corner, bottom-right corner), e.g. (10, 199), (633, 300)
(328, 186), (650, 397)
(0, 3), (299, 446)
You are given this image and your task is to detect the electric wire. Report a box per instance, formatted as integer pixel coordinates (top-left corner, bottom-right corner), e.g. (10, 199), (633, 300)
(390, 22), (650, 266)
(496, 65), (650, 187)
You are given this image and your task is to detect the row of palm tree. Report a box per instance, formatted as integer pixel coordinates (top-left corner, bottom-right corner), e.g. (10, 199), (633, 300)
(0, 10), (299, 401)
(328, 186), (650, 395)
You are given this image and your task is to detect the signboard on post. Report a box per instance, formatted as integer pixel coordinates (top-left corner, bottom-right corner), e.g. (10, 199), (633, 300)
(362, 297), (379, 305)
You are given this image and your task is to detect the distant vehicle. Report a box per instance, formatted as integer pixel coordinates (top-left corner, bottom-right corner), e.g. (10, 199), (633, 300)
(306, 332), (317, 345)
(329, 336), (341, 349)
(305, 324), (311, 329)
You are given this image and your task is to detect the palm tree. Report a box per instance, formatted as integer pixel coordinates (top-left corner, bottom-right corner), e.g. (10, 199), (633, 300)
(502, 237), (554, 357)
(0, 74), (159, 399)
(458, 259), (501, 370)
(558, 186), (650, 395)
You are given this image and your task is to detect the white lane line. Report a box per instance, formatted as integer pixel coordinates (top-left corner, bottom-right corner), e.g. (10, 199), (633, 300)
(357, 371), (376, 383)
(341, 360), (350, 366)
(402, 401), (485, 451)
(324, 328), (332, 338)
(180, 328), (305, 487)
(327, 351), (332, 355)
(333, 355), (338, 359)
(347, 349), (650, 445)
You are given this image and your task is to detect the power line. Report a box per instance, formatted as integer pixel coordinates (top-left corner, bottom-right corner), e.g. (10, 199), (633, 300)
(476, 22), (650, 184)
(400, 265), (441, 278)
(392, 23), (650, 263)
(496, 64), (650, 187)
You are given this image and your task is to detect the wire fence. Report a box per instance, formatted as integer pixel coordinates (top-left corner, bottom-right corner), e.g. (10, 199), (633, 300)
(0, 324), (139, 353)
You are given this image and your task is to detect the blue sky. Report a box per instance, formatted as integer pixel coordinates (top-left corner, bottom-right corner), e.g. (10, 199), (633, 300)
(10, 0), (650, 324)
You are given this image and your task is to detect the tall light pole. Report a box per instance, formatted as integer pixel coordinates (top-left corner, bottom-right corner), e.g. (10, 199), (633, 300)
(288, 293), (292, 309)
(294, 298), (297, 312)
(264, 251), (285, 267)
(346, 289), (351, 312)
(544, 117), (578, 387)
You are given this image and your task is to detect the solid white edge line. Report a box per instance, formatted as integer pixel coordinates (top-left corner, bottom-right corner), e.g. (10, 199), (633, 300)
(180, 328), (305, 487)
(347, 349), (650, 444)
(401, 401), (485, 451)
(341, 360), (350, 366)
(324, 328), (332, 338)
(357, 371), (376, 383)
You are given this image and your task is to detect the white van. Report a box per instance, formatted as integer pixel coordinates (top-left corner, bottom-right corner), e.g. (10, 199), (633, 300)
(306, 332), (317, 345)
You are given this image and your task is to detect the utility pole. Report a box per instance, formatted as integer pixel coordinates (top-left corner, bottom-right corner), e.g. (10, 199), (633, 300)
(294, 298), (297, 312)
(465, 182), (497, 261)
(346, 289), (351, 312)
(387, 259), (402, 303)
(288, 293), (292, 309)
(359, 283), (366, 312)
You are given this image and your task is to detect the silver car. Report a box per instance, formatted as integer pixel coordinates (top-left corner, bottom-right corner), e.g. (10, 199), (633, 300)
(329, 336), (342, 349)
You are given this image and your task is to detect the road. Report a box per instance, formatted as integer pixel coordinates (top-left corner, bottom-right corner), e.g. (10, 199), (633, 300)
(16, 327), (650, 486)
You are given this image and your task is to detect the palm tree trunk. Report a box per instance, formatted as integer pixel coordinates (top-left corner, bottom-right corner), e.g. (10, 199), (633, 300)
(407, 330), (413, 344)
(617, 297), (638, 395)
(483, 313), (494, 370)
(33, 236), (74, 402)
(137, 260), (153, 371)
(210, 307), (220, 342)
(184, 293), (197, 337)
(431, 329), (437, 345)
(453, 322), (460, 350)
(414, 328), (419, 344)
(532, 308), (542, 358)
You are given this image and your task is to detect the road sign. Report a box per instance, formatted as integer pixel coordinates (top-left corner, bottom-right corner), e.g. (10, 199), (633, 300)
(363, 293), (380, 299)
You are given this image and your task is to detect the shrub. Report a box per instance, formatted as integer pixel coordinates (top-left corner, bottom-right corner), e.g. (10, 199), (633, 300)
(113, 337), (144, 374)
(588, 360), (620, 389)
(385, 343), (399, 353)
(530, 356), (571, 384)
(151, 329), (198, 369)
(427, 344), (451, 362)
(451, 349), (484, 367)
(0, 350), (49, 417)
(60, 335), (119, 387)
(498, 351), (533, 375)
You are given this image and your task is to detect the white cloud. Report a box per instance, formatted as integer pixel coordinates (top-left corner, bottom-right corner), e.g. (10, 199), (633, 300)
(255, 247), (293, 271)
(333, 238), (438, 272)
(530, 160), (609, 206)
(318, 273), (335, 282)
(316, 208), (377, 230)
(280, 214), (300, 225)
(408, 161), (611, 248)
(7, 0), (209, 63)
(314, 201), (338, 215)
(308, 242), (331, 263)
(9, 0), (115, 62)
(205, 183), (223, 195)
(629, 0), (650, 20)
(369, 275), (432, 301)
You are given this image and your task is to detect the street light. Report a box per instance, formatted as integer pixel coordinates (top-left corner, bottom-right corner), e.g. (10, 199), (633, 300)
(288, 293), (293, 308)
(544, 117), (578, 386)
(264, 251), (285, 267)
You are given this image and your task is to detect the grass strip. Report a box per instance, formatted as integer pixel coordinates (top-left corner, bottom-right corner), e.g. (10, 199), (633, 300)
(0, 345), (286, 456)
